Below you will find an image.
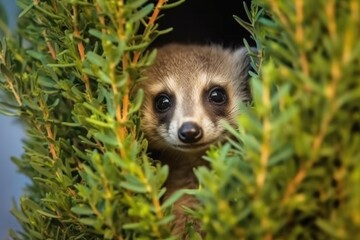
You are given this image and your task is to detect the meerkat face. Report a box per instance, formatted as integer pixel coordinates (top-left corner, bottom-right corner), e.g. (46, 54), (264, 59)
(140, 44), (251, 153)
(147, 75), (232, 152)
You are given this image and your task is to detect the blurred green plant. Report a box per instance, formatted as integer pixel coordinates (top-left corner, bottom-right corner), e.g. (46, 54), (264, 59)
(191, 0), (360, 239)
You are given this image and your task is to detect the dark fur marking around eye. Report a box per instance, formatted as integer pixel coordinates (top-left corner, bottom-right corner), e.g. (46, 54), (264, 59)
(202, 85), (229, 123)
(153, 93), (175, 125)
(208, 86), (227, 105)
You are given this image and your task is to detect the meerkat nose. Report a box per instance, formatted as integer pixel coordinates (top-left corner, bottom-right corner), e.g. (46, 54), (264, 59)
(178, 122), (203, 143)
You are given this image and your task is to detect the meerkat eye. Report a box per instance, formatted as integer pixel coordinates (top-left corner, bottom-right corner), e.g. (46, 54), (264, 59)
(155, 93), (172, 113)
(208, 86), (227, 105)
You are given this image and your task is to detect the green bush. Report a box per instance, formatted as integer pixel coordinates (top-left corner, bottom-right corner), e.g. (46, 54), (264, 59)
(0, 0), (359, 239)
(192, 1), (360, 239)
(1, 0), (181, 238)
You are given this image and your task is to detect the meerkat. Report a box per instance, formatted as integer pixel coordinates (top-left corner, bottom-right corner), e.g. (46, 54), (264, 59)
(140, 44), (252, 238)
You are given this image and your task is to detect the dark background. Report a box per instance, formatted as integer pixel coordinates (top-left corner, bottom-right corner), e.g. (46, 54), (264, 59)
(152, 0), (253, 47)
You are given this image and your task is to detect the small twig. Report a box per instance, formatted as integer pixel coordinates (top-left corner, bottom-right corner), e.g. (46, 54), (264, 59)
(39, 98), (58, 160)
(95, 139), (105, 153)
(326, 0), (337, 40)
(132, 0), (167, 64)
(45, 124), (57, 160)
(257, 74), (271, 190)
(72, 5), (85, 61)
(72, 5), (92, 100)
(295, 0), (309, 76)
(118, 0), (168, 139)
(5, 78), (22, 106)
(115, 0), (169, 142)
(110, 0), (168, 231)
(342, 0), (358, 64)
(43, 30), (57, 60)
(282, 57), (341, 205)
(282, 111), (331, 203)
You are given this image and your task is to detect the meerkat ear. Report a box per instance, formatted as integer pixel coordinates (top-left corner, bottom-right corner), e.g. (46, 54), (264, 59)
(232, 47), (255, 102)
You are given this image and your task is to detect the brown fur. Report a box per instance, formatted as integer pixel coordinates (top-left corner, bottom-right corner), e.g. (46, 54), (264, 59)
(139, 44), (251, 238)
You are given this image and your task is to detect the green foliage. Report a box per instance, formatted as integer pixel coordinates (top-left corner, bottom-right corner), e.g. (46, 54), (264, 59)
(191, 0), (360, 239)
(0, 0), (184, 239)
(1, 0), (360, 239)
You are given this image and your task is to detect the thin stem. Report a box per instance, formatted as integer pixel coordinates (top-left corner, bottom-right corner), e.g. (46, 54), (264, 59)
(282, 55), (341, 206)
(72, 5), (92, 101)
(295, 0), (309, 76)
(258, 66), (272, 240)
(257, 75), (271, 190)
(326, 0), (337, 40)
(43, 30), (56, 59)
(132, 0), (167, 64)
(118, 0), (168, 139)
(3, 76), (22, 106)
(45, 124), (57, 160)
(39, 98), (58, 160)
(102, 1), (168, 232)
(342, 0), (358, 64)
